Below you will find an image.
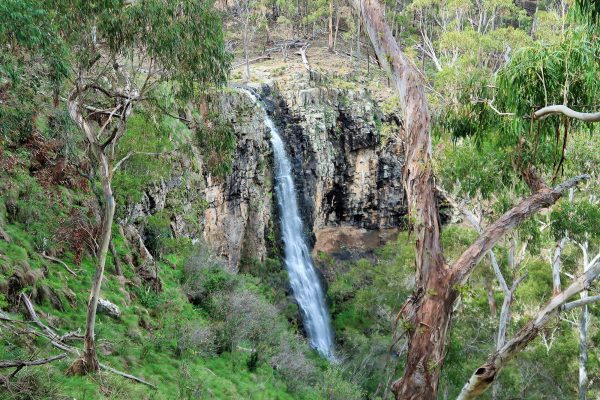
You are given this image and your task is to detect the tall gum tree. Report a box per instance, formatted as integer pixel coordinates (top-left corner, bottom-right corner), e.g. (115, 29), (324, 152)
(45, 0), (231, 373)
(349, 0), (593, 398)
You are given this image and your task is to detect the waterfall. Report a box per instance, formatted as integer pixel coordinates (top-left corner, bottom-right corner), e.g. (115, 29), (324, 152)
(239, 88), (335, 359)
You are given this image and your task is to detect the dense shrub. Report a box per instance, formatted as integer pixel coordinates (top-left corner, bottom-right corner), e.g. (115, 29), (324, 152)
(182, 246), (236, 305)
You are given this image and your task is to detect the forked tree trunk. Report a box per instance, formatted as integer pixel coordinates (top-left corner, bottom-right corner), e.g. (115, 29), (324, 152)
(68, 91), (117, 373)
(352, 0), (590, 398)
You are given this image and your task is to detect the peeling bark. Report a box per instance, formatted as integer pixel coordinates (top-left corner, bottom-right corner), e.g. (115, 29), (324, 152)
(352, 0), (591, 398)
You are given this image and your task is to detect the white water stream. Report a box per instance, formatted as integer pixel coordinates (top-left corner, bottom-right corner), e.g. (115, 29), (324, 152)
(240, 88), (335, 359)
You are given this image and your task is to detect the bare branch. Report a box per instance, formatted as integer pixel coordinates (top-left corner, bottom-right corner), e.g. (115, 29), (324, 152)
(0, 353), (67, 369)
(297, 44), (315, 74)
(534, 105), (600, 122)
(20, 294), (62, 342)
(232, 55), (272, 69)
(112, 151), (165, 173)
(458, 254), (600, 399)
(99, 363), (157, 389)
(451, 174), (590, 286)
(40, 253), (78, 277)
(564, 294), (600, 311)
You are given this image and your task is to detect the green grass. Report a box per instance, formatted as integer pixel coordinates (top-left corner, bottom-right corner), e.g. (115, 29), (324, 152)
(0, 221), (305, 399)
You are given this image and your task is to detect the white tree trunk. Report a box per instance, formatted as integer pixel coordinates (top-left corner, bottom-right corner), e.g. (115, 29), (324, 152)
(68, 90), (119, 372)
(459, 254), (600, 399)
(552, 237), (567, 294)
(578, 240), (589, 400)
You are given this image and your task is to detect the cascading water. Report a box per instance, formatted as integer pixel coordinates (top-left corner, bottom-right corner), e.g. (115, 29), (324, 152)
(239, 88), (335, 359)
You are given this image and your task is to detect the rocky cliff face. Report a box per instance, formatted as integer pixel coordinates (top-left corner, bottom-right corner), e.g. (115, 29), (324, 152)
(268, 76), (405, 229)
(122, 92), (273, 272)
(124, 73), (406, 271)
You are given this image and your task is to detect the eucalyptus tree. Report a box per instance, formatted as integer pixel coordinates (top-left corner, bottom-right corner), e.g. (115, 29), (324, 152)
(550, 195), (600, 400)
(232, 0), (267, 79)
(350, 0), (598, 398)
(35, 0), (230, 374)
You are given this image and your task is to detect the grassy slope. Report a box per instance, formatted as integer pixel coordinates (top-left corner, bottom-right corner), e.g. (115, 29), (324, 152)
(0, 220), (299, 400)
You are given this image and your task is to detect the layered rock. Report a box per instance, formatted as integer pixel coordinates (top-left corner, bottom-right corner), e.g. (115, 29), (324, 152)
(202, 93), (272, 271)
(123, 74), (406, 271)
(258, 75), (406, 256)
(122, 92), (273, 272)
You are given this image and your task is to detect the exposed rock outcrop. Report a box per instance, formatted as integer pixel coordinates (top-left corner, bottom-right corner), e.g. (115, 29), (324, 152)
(268, 79), (406, 233)
(98, 298), (121, 319)
(122, 72), (406, 271)
(202, 93), (272, 271)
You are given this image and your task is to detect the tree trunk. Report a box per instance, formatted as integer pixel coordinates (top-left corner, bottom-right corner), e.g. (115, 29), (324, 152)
(82, 163), (115, 372)
(242, 14), (251, 81)
(552, 188), (572, 295)
(350, 1), (446, 397)
(485, 283), (497, 316)
(328, 0), (334, 52)
(392, 282), (457, 398)
(67, 90), (118, 374)
(579, 299), (589, 400)
(355, 12), (362, 64)
(552, 237), (567, 294)
(333, 8), (340, 52)
(352, 0), (590, 398)
(579, 241), (589, 400)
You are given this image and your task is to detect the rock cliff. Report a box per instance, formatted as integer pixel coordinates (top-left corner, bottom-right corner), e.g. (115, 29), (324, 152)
(124, 72), (406, 271)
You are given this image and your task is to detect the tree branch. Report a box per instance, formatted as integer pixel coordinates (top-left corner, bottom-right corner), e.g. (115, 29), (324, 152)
(0, 353), (67, 369)
(458, 254), (600, 399)
(99, 363), (157, 389)
(534, 105), (600, 122)
(451, 174), (590, 286)
(20, 294), (62, 343)
(298, 45), (312, 71)
(112, 151), (165, 173)
(40, 253), (78, 277)
(564, 294), (600, 311)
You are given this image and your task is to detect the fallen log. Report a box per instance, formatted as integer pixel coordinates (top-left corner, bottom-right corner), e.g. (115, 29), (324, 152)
(232, 55), (272, 69)
(40, 253), (78, 277)
(0, 353), (67, 369)
(99, 363), (157, 389)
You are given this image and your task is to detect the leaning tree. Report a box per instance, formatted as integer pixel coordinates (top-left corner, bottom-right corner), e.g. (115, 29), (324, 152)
(350, 0), (598, 398)
(40, 0), (231, 373)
